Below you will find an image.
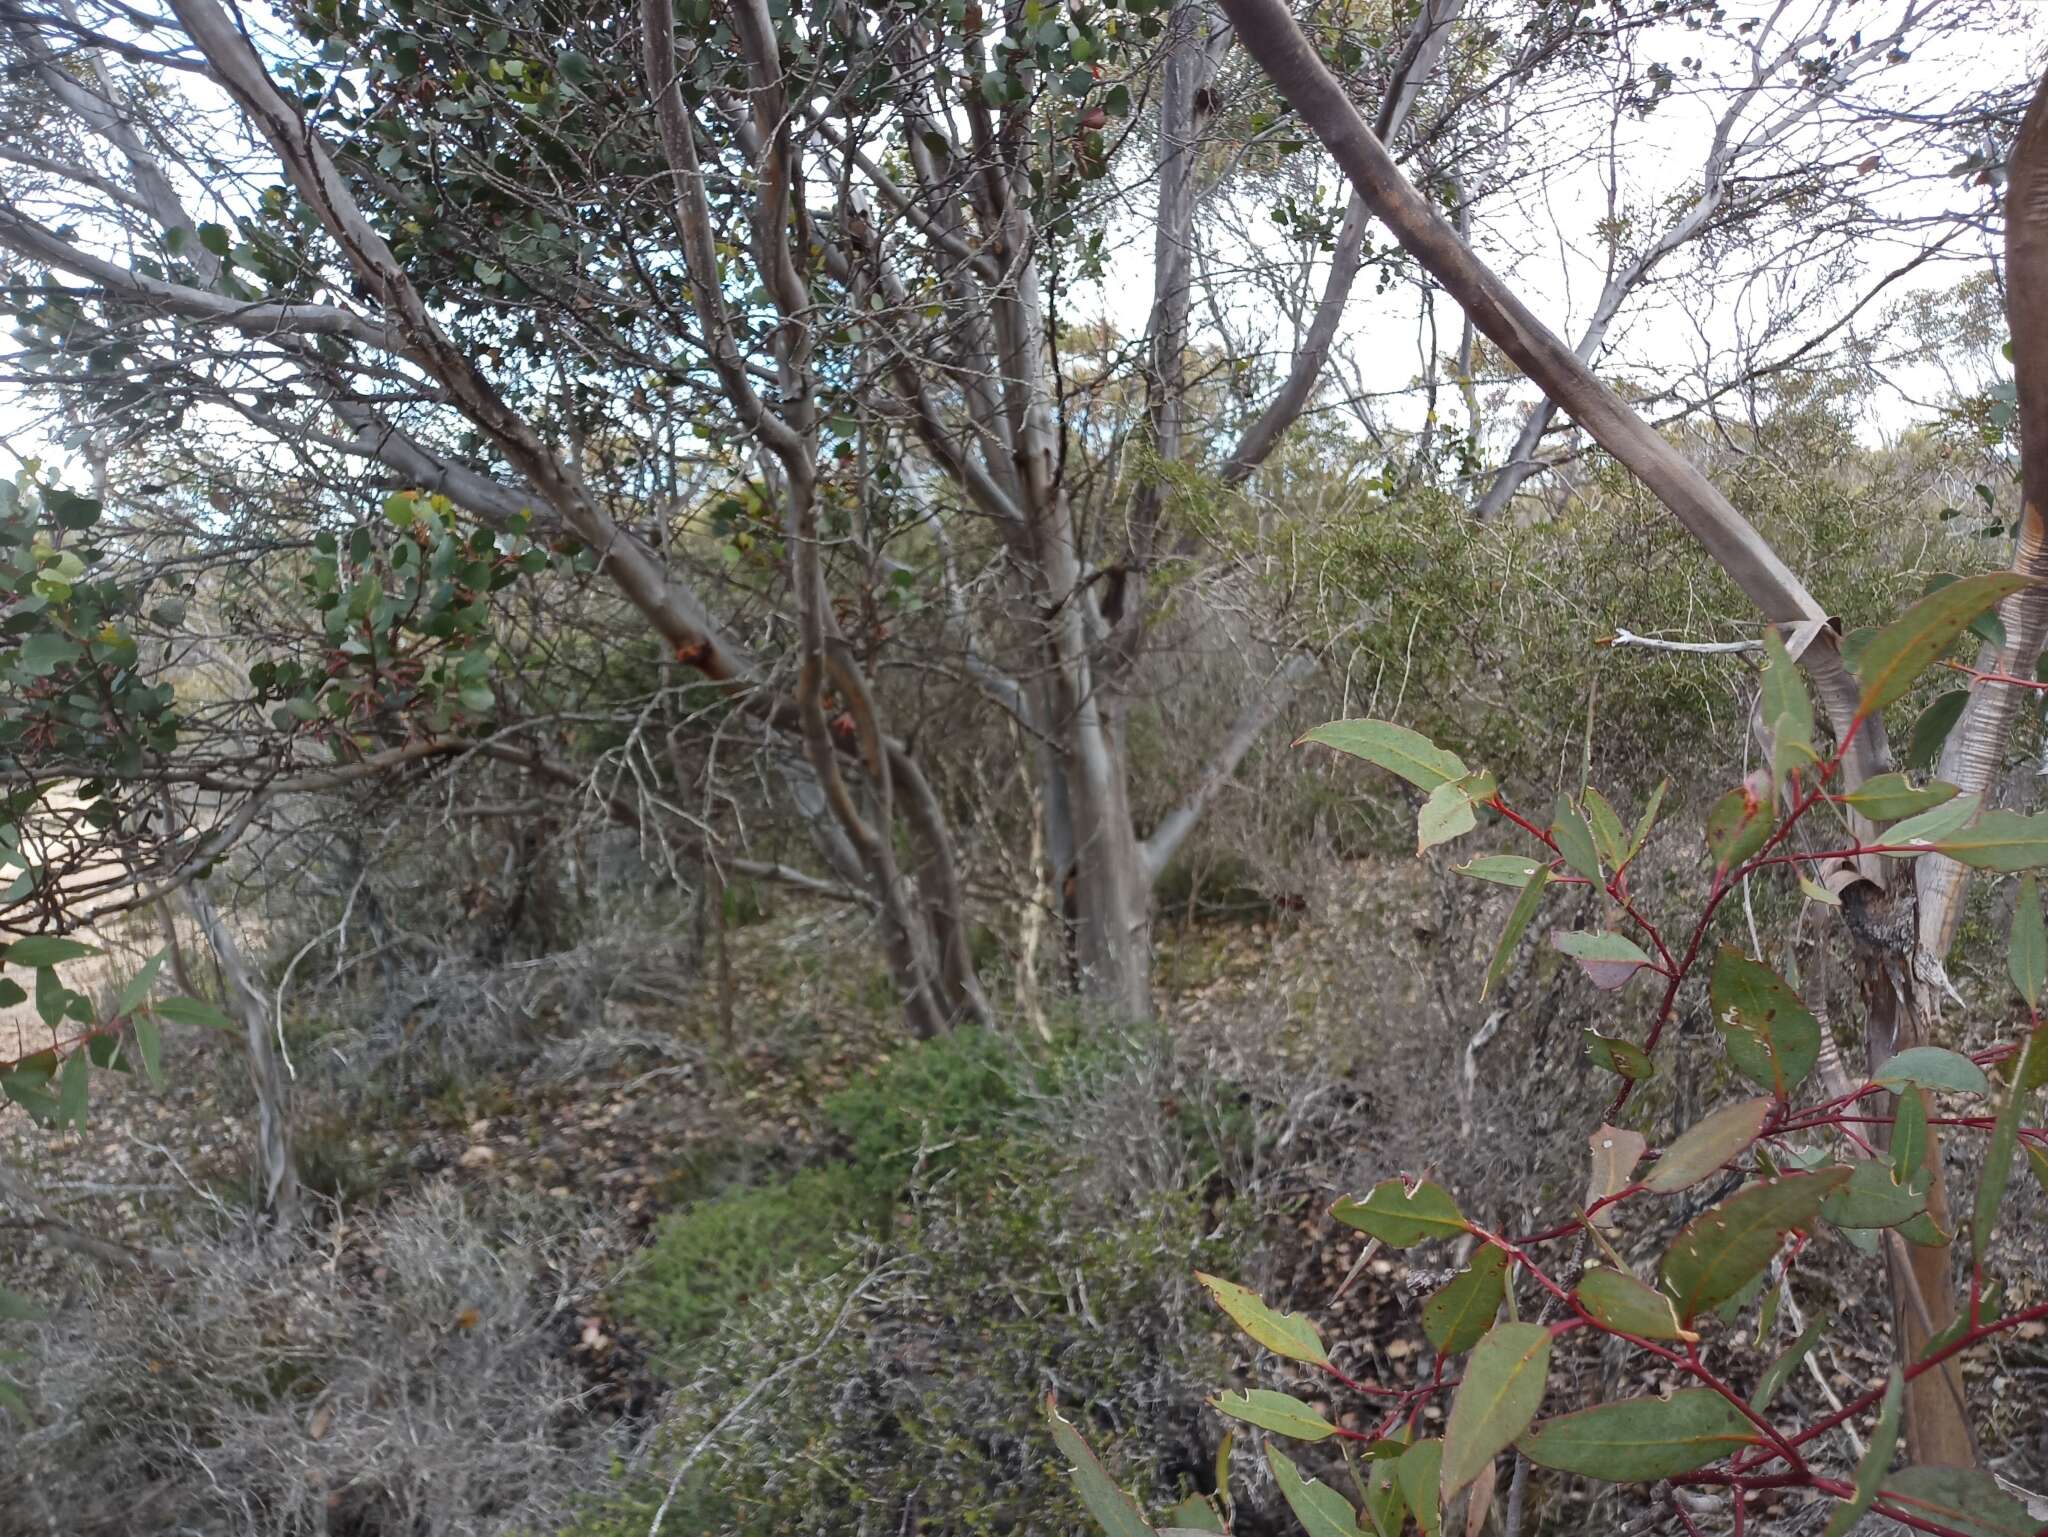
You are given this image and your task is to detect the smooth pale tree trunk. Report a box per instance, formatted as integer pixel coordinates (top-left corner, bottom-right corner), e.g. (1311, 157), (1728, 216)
(175, 881), (299, 1227)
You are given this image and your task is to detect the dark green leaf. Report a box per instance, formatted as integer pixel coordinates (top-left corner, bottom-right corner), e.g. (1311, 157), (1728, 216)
(1454, 855), (1548, 887)
(2012, 874), (2046, 1009)
(198, 221), (232, 257)
(1643, 1098), (1771, 1193)
(1760, 629), (1812, 789)
(1704, 778), (1773, 872)
(1396, 1440), (1443, 1537)
(1872, 1046), (1987, 1096)
(1853, 571), (2027, 717)
(1892, 1091), (1928, 1183)
(153, 996), (235, 1032)
(1583, 1031), (1654, 1081)
(1550, 800), (1602, 887)
(1709, 949), (1819, 1097)
(3, 936), (101, 967)
(133, 1012), (163, 1089)
(1195, 1273), (1328, 1365)
(1422, 1246), (1508, 1355)
(1932, 808), (2048, 870)
(1839, 773), (1959, 821)
(1821, 1368), (1902, 1537)
(1517, 1389), (1758, 1482)
(56, 1049), (87, 1129)
(1820, 1160), (1929, 1230)
(1046, 1397), (1155, 1537)
(1575, 1267), (1694, 1343)
(1211, 1390), (1334, 1442)
(1905, 689), (1970, 771)
(1482, 864), (1547, 1000)
(1440, 1323), (1550, 1502)
(1298, 720), (1468, 791)
(1581, 789), (1630, 873)
(1267, 1445), (1362, 1537)
(1660, 1171), (1851, 1321)
(1884, 791), (1982, 848)
(1972, 1025), (2047, 1263)
(1625, 780), (1669, 865)
(1332, 1180), (1468, 1248)
(1550, 930), (1655, 991)
(113, 950), (166, 1019)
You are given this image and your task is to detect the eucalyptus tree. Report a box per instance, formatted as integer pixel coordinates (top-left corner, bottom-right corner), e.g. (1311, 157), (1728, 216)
(0, 0), (1557, 1026)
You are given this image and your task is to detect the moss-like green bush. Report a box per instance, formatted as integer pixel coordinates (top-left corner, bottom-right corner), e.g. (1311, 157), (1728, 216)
(823, 1026), (1022, 1199)
(573, 1168), (1240, 1537)
(622, 1163), (880, 1356)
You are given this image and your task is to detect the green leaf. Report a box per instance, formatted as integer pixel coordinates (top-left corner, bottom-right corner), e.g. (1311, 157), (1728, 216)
(3, 935), (101, 967)
(1659, 1171), (1851, 1321)
(1839, 773), (1959, 821)
(1362, 1437), (1409, 1537)
(1871, 1046), (1987, 1096)
(1853, 571), (2028, 717)
(1643, 1098), (1771, 1194)
(1821, 1368), (1902, 1537)
(1874, 1467), (2037, 1537)
(1581, 789), (1630, 872)
(1625, 780), (1669, 865)
(1582, 1031), (1653, 1081)
(1931, 807), (2048, 870)
(1396, 1440), (1443, 1537)
(1164, 1495), (1225, 1534)
(554, 48), (597, 85)
(1211, 1390), (1334, 1442)
(1454, 855), (1548, 887)
(1550, 800), (1602, 887)
(1892, 1091), (1929, 1183)
(1439, 1322), (1550, 1503)
(1820, 1160), (1929, 1230)
(1972, 1024), (2047, 1263)
(1517, 1389), (1758, 1482)
(1298, 720), (1468, 791)
(1331, 1180), (1468, 1248)
(1195, 1273), (1328, 1366)
(0, 979), (23, 1008)
(153, 995), (235, 1032)
(1761, 629), (1812, 790)
(1550, 930), (1655, 991)
(1422, 1246), (1508, 1355)
(197, 221), (232, 257)
(113, 950), (166, 1018)
(1267, 1445), (1363, 1537)
(1905, 688), (1971, 771)
(1703, 779), (1773, 874)
(1709, 949), (1819, 1098)
(1882, 792), (1982, 849)
(1749, 1308), (1827, 1412)
(1419, 780), (1480, 855)
(1575, 1267), (1695, 1343)
(1046, 1397), (1155, 1537)
(56, 1049), (88, 1130)
(133, 1011), (163, 1089)
(2012, 874), (2046, 1008)
(1482, 864), (1547, 1000)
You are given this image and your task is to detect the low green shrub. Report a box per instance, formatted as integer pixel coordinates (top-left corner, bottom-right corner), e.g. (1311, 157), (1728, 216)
(621, 1163), (880, 1357)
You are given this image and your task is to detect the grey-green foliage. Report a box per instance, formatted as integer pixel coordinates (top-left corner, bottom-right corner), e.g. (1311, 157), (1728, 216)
(592, 1029), (1252, 1536)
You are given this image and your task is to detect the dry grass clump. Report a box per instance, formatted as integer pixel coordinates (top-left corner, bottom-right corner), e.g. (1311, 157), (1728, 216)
(2, 1183), (636, 1537)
